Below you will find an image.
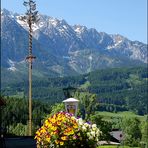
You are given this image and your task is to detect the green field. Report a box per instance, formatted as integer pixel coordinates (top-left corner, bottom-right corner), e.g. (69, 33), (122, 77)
(98, 146), (139, 148)
(96, 111), (146, 122)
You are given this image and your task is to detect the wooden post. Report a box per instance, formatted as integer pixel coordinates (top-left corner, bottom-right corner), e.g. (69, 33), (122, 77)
(22, 0), (38, 136)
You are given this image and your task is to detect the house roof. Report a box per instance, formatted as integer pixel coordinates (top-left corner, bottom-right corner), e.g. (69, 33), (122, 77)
(110, 130), (123, 142)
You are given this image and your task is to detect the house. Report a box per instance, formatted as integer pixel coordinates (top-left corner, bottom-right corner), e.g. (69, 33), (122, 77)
(98, 129), (124, 145)
(110, 129), (124, 142)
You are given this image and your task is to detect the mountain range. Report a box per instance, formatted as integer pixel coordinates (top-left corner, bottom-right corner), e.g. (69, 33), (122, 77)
(1, 9), (147, 82)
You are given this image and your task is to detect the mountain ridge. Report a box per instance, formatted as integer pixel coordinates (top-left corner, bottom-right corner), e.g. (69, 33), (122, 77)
(1, 9), (147, 80)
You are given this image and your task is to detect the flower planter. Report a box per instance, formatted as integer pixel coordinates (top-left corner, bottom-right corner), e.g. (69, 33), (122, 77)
(35, 112), (101, 148)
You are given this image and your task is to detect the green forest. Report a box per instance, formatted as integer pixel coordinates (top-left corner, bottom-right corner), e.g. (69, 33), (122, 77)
(2, 66), (148, 115)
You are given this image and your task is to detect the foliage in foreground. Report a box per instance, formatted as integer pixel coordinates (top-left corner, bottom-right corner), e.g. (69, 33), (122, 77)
(1, 96), (51, 136)
(1, 95), (147, 147)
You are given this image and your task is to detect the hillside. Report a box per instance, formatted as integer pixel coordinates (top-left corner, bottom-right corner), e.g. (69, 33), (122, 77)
(2, 67), (147, 115)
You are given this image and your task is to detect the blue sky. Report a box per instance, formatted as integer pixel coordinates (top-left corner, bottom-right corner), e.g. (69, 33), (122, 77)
(1, 0), (147, 43)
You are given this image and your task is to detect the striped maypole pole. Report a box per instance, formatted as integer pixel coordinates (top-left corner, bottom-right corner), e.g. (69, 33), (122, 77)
(21, 0), (39, 136)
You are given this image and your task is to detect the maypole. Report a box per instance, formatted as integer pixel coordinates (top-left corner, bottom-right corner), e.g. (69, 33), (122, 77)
(21, 0), (39, 136)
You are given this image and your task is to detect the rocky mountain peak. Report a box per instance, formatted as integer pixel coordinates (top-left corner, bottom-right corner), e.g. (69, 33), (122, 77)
(1, 9), (147, 77)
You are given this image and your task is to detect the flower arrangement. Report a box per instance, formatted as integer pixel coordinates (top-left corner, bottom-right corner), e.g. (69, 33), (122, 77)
(35, 111), (101, 148)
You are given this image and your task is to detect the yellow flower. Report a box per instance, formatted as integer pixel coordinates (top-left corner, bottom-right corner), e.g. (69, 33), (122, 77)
(51, 126), (57, 131)
(46, 137), (50, 142)
(35, 136), (41, 142)
(51, 118), (56, 124)
(61, 136), (67, 141)
(36, 131), (40, 136)
(60, 141), (64, 145)
(55, 140), (59, 144)
(69, 129), (74, 135)
(57, 121), (61, 125)
(73, 124), (78, 129)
